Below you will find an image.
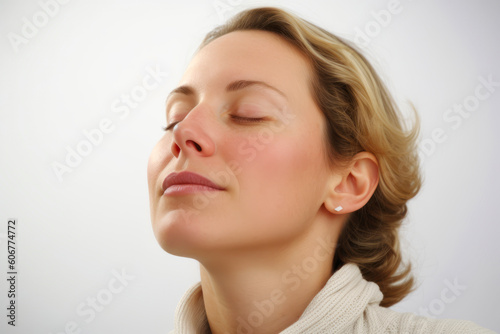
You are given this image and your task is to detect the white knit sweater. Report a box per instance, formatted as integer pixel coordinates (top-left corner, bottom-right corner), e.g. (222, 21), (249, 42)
(168, 263), (495, 333)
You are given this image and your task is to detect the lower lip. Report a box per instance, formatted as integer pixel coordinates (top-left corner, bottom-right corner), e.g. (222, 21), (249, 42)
(163, 184), (223, 196)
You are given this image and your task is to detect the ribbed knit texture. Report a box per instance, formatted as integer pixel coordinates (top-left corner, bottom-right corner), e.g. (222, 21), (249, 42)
(168, 263), (495, 333)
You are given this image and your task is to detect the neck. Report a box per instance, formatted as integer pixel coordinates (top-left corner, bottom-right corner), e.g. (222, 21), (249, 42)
(199, 228), (339, 334)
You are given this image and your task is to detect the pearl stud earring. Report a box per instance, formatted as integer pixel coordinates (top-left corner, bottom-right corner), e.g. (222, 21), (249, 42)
(334, 205), (343, 212)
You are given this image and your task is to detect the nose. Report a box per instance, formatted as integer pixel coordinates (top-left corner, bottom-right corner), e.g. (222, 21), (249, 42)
(170, 106), (216, 158)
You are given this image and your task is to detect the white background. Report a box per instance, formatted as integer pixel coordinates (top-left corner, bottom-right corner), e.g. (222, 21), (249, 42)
(1, 0), (499, 333)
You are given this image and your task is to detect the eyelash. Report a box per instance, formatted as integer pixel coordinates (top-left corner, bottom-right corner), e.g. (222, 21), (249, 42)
(162, 115), (265, 131)
(162, 122), (179, 131)
(230, 115), (266, 124)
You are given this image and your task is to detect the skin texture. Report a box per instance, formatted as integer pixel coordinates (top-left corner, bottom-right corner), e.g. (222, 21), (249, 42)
(147, 30), (379, 334)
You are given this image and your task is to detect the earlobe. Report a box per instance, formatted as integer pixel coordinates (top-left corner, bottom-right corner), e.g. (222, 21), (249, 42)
(324, 152), (379, 214)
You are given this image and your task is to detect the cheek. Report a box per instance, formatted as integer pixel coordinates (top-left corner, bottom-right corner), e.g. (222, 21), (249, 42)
(265, 135), (326, 189)
(230, 126), (328, 215)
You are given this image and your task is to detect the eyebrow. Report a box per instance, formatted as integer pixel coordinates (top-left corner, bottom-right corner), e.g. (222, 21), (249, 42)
(166, 85), (195, 100)
(166, 79), (287, 103)
(226, 80), (287, 99)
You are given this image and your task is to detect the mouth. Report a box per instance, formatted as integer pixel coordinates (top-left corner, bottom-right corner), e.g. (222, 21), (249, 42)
(162, 171), (225, 196)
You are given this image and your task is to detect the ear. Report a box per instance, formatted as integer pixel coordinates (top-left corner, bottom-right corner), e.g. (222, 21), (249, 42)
(324, 151), (379, 214)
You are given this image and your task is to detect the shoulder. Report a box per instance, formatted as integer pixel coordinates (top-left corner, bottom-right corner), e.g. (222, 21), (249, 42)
(366, 306), (496, 334)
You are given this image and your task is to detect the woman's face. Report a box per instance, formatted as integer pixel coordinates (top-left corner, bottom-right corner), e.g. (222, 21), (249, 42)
(147, 30), (335, 258)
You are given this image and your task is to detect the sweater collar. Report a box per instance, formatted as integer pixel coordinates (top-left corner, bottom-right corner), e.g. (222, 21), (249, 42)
(172, 263), (383, 333)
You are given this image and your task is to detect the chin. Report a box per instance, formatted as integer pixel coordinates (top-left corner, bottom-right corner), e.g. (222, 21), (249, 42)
(152, 209), (217, 259)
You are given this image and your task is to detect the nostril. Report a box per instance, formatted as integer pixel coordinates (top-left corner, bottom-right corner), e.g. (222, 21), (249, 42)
(187, 140), (202, 152)
(171, 142), (181, 157)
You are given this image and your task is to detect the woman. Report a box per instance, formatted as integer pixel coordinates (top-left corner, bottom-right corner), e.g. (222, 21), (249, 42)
(147, 7), (494, 334)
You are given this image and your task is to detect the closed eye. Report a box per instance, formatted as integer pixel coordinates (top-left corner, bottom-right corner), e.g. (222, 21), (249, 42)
(163, 115), (265, 131)
(230, 115), (266, 123)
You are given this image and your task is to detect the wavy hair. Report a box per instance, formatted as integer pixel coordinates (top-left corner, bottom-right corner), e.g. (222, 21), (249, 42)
(199, 7), (422, 307)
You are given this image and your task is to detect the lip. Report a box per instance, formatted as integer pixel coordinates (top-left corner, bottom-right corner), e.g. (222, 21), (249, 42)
(162, 171), (225, 196)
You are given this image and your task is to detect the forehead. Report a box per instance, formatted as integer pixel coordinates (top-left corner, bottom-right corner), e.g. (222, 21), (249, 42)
(180, 30), (312, 95)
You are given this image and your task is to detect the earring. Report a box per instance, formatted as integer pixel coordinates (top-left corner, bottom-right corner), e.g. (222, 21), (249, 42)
(334, 205), (343, 212)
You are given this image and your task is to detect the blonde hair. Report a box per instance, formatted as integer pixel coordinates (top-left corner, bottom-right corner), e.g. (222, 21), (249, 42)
(200, 7), (422, 307)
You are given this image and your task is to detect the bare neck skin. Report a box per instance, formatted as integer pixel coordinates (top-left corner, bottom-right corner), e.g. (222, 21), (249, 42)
(199, 211), (343, 334)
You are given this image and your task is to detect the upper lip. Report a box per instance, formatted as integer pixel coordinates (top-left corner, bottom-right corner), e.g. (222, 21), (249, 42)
(162, 171), (225, 192)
